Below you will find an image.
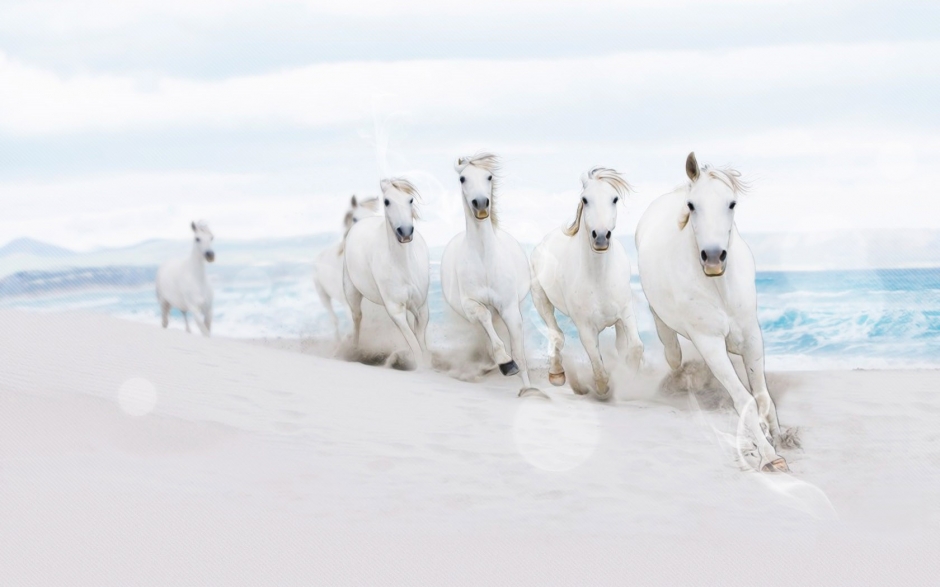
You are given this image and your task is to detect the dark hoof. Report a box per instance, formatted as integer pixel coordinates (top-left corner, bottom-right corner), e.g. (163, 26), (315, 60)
(761, 457), (790, 473)
(499, 360), (519, 376)
(518, 387), (549, 399)
(548, 371), (566, 386)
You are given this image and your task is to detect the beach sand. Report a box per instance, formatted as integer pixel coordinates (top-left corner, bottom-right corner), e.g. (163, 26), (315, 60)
(1, 309), (938, 585)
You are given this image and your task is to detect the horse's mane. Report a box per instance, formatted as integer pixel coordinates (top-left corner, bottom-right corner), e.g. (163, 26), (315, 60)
(456, 152), (501, 228)
(565, 167), (632, 237)
(701, 165), (750, 195)
(382, 177), (422, 220)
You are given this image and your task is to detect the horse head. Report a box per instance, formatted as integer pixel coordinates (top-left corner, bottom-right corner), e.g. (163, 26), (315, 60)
(678, 152), (747, 277)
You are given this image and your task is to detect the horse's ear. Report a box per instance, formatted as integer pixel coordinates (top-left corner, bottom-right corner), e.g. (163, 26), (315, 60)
(454, 157), (469, 173)
(379, 178), (392, 193)
(580, 170), (591, 189)
(350, 195), (357, 208)
(191, 221), (196, 232)
(677, 207), (690, 230)
(686, 152), (700, 182)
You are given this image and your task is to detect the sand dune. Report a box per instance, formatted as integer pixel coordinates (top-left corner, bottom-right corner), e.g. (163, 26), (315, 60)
(1, 309), (938, 585)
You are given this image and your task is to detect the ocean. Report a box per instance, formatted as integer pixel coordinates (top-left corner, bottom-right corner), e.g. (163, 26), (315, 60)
(1, 238), (938, 371)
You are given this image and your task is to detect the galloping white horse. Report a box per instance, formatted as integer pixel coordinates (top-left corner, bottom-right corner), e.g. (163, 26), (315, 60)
(314, 195), (379, 340)
(156, 220), (215, 336)
(441, 153), (538, 395)
(636, 152), (788, 472)
(343, 178), (430, 369)
(530, 167), (644, 398)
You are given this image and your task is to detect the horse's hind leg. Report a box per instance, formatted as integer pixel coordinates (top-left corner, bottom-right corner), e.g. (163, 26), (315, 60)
(531, 278), (566, 386)
(652, 309), (681, 370)
(461, 299), (514, 373)
(182, 311), (191, 333)
(160, 299), (171, 328)
(315, 280), (341, 341)
(414, 302), (430, 359)
(692, 334), (787, 473)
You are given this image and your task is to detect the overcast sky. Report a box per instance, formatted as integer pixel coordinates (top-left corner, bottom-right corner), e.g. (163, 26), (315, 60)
(1, 0), (937, 250)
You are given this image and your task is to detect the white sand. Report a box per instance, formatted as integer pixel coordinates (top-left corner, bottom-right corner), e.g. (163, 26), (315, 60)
(1, 309), (939, 585)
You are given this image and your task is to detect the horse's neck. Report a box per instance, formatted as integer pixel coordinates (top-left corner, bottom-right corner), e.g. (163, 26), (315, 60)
(187, 244), (207, 276)
(576, 224), (608, 278)
(464, 211), (498, 256)
(384, 220), (414, 265)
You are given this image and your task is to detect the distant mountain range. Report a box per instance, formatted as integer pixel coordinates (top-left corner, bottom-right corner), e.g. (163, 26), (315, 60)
(0, 229), (937, 293)
(0, 237), (76, 258)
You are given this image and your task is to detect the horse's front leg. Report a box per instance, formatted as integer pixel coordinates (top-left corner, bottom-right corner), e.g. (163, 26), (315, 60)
(615, 306), (644, 374)
(575, 323), (608, 398)
(413, 302), (431, 365)
(384, 300), (425, 370)
(343, 274), (363, 347)
(739, 331), (782, 441)
(461, 299), (514, 372)
(531, 278), (566, 386)
(692, 334), (788, 473)
(501, 304), (539, 395)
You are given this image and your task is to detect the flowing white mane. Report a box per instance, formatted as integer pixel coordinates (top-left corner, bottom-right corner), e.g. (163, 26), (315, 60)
(565, 167), (632, 237)
(456, 152), (501, 228)
(700, 165), (750, 195)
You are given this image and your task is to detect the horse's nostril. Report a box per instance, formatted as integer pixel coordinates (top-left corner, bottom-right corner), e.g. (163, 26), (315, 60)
(605, 231), (611, 239)
(591, 231), (597, 239)
(701, 250), (708, 262)
(720, 250), (727, 262)
(484, 198), (490, 208)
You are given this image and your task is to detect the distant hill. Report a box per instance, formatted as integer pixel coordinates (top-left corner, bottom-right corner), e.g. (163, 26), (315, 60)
(0, 238), (75, 258)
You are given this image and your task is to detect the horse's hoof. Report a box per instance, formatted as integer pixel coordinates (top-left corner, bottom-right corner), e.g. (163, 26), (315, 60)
(548, 371), (566, 386)
(761, 457), (790, 473)
(499, 360), (520, 376)
(518, 387), (549, 399)
(572, 386), (589, 396)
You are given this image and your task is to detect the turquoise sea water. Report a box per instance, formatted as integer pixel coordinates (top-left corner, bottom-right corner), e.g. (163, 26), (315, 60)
(2, 252), (937, 371)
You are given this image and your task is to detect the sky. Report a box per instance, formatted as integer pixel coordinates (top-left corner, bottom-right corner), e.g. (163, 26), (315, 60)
(0, 0), (938, 250)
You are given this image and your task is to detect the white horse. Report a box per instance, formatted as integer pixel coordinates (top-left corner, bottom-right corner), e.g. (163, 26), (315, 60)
(156, 220), (215, 336)
(314, 195), (379, 340)
(530, 167), (644, 398)
(636, 152), (788, 472)
(343, 178), (430, 369)
(441, 153), (538, 395)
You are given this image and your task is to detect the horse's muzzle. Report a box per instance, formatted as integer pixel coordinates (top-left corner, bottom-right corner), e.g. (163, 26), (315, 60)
(591, 230), (611, 252)
(700, 248), (726, 276)
(703, 265), (725, 277)
(395, 225), (414, 244)
(474, 209), (489, 220)
(205, 251), (215, 262)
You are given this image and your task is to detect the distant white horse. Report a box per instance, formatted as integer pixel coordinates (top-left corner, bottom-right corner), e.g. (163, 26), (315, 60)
(314, 195), (379, 340)
(343, 178), (430, 369)
(636, 152), (788, 472)
(441, 153), (539, 395)
(530, 167), (644, 398)
(156, 220), (215, 336)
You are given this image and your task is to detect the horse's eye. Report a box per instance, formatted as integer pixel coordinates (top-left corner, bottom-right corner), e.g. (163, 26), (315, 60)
(384, 199), (390, 206)
(409, 198), (414, 204)
(487, 175), (492, 181)
(729, 201), (736, 210)
(459, 176), (465, 184)
(195, 237), (201, 242)
(687, 202), (695, 211)
(353, 219), (358, 223)
(582, 197), (588, 205)
(613, 197), (619, 204)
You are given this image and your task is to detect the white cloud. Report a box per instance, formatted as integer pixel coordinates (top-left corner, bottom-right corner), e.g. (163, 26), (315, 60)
(1, 40), (937, 136)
